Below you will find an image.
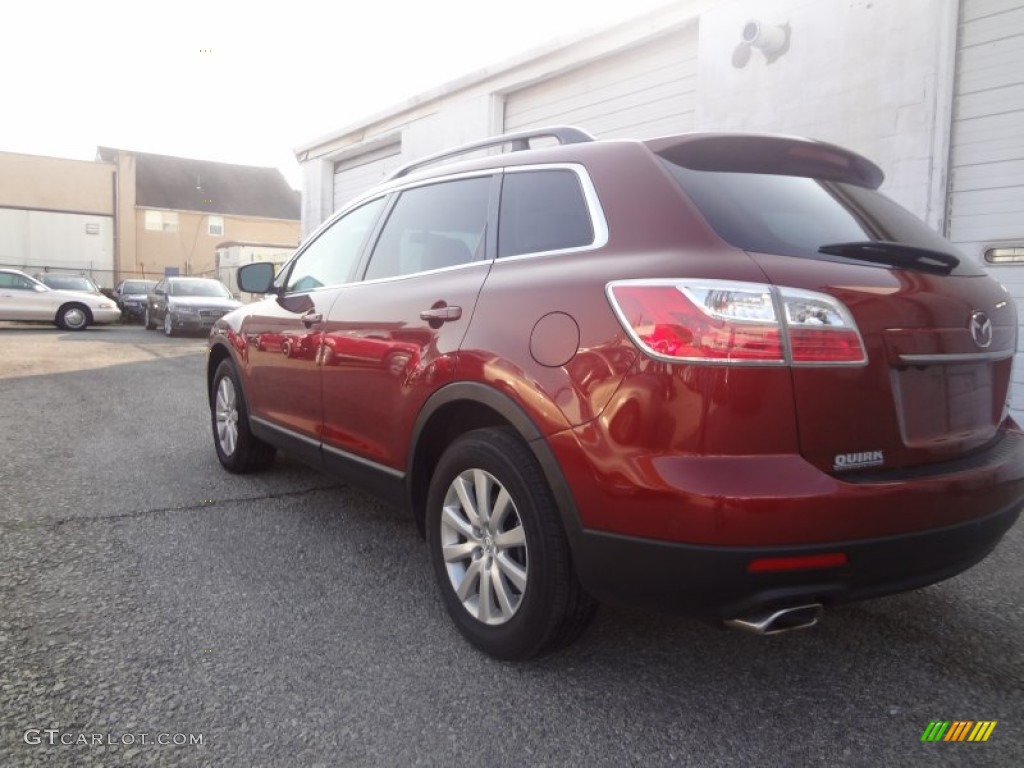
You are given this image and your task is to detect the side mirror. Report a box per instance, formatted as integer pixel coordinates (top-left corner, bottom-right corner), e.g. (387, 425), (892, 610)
(154, 288), (165, 296)
(238, 262), (277, 294)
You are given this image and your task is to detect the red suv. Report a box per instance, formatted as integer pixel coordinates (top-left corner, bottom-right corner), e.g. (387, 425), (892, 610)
(207, 127), (1023, 659)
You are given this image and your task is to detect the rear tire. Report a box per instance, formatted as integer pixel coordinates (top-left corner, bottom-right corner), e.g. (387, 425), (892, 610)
(426, 427), (595, 660)
(211, 359), (276, 473)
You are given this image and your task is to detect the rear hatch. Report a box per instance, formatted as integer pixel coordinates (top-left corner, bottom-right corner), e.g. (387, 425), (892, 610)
(651, 135), (1017, 475)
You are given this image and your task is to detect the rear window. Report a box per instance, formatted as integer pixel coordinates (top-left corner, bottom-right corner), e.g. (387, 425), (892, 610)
(661, 160), (981, 276)
(123, 281), (156, 294)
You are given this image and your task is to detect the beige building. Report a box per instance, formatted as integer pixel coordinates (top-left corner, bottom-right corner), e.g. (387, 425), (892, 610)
(97, 148), (300, 281)
(0, 151), (116, 285)
(1, 148), (299, 286)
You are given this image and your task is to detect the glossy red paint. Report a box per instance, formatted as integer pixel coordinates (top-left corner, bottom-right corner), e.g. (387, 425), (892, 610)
(208, 130), (1023, 625)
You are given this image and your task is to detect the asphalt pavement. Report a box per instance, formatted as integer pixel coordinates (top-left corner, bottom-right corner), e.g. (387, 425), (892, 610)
(1, 323), (1021, 767)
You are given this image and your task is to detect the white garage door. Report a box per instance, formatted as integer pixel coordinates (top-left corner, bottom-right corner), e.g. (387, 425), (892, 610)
(333, 144), (402, 212)
(949, 0), (1024, 413)
(503, 26), (698, 139)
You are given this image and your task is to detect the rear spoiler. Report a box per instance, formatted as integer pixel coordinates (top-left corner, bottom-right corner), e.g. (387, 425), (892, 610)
(646, 134), (884, 189)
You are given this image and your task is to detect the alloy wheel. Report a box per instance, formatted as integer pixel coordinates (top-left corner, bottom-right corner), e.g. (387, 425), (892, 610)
(440, 468), (528, 625)
(215, 376), (239, 456)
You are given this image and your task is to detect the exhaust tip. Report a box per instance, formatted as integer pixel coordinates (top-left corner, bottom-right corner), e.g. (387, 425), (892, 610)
(724, 603), (824, 636)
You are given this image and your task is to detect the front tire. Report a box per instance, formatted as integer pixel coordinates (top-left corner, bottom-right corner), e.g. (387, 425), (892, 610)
(56, 303), (90, 331)
(144, 307), (156, 330)
(426, 428), (595, 660)
(164, 312), (175, 337)
(211, 359), (276, 473)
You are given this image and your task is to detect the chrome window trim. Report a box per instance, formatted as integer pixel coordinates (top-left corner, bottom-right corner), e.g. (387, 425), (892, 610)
(349, 258), (492, 288)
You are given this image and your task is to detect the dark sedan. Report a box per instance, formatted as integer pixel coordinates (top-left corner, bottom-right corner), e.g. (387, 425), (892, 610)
(145, 277), (241, 337)
(114, 279), (157, 322)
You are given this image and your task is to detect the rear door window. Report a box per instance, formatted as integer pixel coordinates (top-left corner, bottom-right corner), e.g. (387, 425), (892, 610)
(363, 176), (492, 281)
(498, 169), (594, 258)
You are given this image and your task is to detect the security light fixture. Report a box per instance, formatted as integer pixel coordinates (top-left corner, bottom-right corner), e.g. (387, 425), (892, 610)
(733, 20), (791, 68)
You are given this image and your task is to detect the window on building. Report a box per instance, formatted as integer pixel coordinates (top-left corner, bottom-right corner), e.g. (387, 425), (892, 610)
(497, 170), (594, 258)
(208, 216), (224, 237)
(363, 176), (492, 281)
(144, 210), (179, 232)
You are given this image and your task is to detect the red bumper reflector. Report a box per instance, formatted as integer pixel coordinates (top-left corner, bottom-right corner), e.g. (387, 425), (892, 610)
(747, 552), (848, 573)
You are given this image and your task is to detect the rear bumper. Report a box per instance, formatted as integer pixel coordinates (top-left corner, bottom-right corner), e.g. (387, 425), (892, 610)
(572, 500), (1020, 618)
(540, 425), (1024, 616)
(548, 426), (1024, 547)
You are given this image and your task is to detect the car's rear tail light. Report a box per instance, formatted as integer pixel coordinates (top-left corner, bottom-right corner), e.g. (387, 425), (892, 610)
(606, 279), (866, 366)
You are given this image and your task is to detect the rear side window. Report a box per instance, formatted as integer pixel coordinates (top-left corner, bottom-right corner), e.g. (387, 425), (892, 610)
(498, 170), (594, 258)
(0, 272), (35, 290)
(364, 176), (491, 281)
(662, 161), (981, 276)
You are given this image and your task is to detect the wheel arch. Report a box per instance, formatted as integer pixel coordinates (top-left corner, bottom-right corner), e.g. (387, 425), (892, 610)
(207, 339), (234, 405)
(407, 382), (584, 547)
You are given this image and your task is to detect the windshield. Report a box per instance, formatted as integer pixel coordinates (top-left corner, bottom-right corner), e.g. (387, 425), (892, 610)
(660, 160), (982, 277)
(169, 279), (232, 298)
(41, 275), (97, 291)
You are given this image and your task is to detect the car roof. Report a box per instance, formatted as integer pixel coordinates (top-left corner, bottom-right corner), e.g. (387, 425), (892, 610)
(351, 129), (884, 204)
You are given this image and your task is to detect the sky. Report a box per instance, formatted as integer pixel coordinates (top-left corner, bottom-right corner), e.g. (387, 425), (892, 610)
(1, 0), (675, 189)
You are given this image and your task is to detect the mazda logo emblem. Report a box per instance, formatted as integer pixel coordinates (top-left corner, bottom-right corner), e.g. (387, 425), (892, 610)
(969, 310), (993, 349)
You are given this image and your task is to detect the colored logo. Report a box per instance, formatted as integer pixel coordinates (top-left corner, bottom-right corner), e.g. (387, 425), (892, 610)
(921, 721), (997, 742)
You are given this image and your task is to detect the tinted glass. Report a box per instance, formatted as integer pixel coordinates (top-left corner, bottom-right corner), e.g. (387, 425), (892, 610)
(123, 281), (156, 294)
(169, 279), (232, 298)
(498, 170), (593, 258)
(364, 177), (491, 281)
(661, 160), (980, 275)
(41, 276), (96, 291)
(287, 197), (386, 292)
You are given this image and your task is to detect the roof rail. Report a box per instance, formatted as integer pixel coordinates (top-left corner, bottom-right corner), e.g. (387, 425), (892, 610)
(387, 125), (596, 181)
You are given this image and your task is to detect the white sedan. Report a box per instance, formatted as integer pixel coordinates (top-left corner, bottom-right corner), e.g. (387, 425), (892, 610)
(0, 268), (120, 330)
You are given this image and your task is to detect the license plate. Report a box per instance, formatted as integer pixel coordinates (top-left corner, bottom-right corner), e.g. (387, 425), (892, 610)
(894, 363), (994, 445)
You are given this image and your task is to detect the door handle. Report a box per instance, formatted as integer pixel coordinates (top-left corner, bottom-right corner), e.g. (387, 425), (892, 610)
(301, 312), (323, 327)
(419, 305), (462, 322)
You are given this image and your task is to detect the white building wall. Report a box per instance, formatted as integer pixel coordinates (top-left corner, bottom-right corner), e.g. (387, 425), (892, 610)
(295, 1), (717, 232)
(696, 0), (958, 226)
(504, 27), (699, 138)
(949, 0), (1024, 415)
(0, 208), (115, 286)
